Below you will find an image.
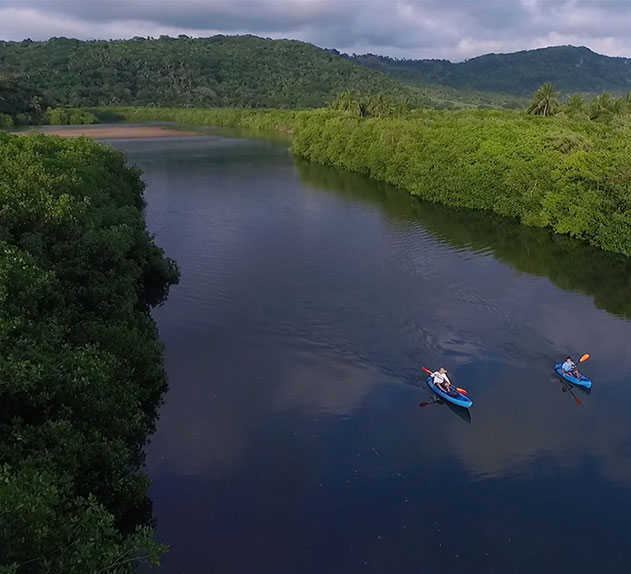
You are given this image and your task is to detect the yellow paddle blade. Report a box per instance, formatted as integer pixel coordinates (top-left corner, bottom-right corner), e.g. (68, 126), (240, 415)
(579, 353), (590, 362)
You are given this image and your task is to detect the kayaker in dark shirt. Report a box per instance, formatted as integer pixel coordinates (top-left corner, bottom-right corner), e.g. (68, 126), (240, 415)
(432, 368), (452, 392)
(561, 357), (580, 378)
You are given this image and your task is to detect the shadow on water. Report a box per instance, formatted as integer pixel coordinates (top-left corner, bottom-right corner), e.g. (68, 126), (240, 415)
(443, 400), (472, 423)
(205, 126), (293, 145)
(419, 397), (472, 423)
(552, 371), (593, 400)
(294, 158), (631, 321)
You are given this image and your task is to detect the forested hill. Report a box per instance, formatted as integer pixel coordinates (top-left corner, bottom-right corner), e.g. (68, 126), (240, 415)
(0, 35), (433, 109)
(350, 46), (631, 96)
(4, 37), (629, 111)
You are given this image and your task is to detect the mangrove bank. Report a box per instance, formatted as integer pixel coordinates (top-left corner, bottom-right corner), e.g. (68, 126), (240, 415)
(86, 106), (631, 258)
(0, 132), (179, 573)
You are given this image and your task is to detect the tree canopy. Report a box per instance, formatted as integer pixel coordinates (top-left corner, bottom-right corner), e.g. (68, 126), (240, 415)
(527, 83), (561, 116)
(0, 133), (178, 573)
(0, 36), (434, 110)
(350, 45), (631, 97)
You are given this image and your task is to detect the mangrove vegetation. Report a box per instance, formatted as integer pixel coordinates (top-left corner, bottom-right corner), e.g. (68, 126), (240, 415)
(83, 104), (631, 258)
(0, 133), (178, 573)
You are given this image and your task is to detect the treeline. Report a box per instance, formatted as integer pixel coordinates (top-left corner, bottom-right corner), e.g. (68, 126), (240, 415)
(0, 74), (98, 126)
(84, 105), (631, 257)
(0, 107), (98, 128)
(350, 46), (631, 97)
(87, 106), (305, 133)
(4, 37), (631, 115)
(0, 76), (47, 126)
(0, 75), (99, 126)
(0, 36), (433, 110)
(0, 133), (178, 573)
(329, 91), (412, 117)
(289, 110), (631, 257)
(527, 82), (631, 120)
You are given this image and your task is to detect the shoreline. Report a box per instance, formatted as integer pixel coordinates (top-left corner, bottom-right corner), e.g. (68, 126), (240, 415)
(12, 124), (203, 139)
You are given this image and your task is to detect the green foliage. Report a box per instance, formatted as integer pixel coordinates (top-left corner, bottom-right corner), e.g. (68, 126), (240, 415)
(288, 109), (631, 257)
(588, 92), (623, 120)
(0, 133), (178, 572)
(330, 91), (411, 117)
(351, 45), (631, 97)
(527, 83), (561, 116)
(0, 36), (436, 110)
(347, 53), (527, 108)
(87, 105), (631, 259)
(296, 158), (631, 320)
(43, 107), (98, 125)
(0, 75), (48, 126)
(86, 105), (307, 134)
(4, 38), (631, 114)
(564, 94), (587, 118)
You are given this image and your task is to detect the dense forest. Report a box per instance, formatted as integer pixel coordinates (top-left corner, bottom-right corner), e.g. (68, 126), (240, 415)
(0, 35), (434, 110)
(0, 76), (47, 126)
(0, 74), (98, 126)
(0, 133), (178, 573)
(4, 37), (630, 114)
(350, 45), (631, 96)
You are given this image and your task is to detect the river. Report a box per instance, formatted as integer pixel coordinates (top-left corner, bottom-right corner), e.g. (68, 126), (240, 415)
(111, 133), (631, 573)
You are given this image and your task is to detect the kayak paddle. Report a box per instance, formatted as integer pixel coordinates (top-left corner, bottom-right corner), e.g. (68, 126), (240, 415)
(579, 353), (590, 362)
(421, 365), (468, 395)
(561, 382), (582, 405)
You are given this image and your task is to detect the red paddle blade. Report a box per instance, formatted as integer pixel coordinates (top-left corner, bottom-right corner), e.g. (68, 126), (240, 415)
(579, 353), (590, 362)
(574, 397), (582, 405)
(421, 366), (432, 374)
(456, 387), (468, 395)
(419, 402), (430, 408)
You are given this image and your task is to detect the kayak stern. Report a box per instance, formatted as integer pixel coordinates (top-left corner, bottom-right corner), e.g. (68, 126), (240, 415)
(554, 363), (593, 389)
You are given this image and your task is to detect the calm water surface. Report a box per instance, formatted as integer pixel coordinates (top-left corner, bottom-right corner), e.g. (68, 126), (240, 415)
(112, 135), (631, 574)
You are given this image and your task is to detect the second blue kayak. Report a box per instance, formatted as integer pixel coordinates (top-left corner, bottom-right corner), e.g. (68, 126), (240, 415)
(554, 363), (593, 389)
(426, 376), (473, 408)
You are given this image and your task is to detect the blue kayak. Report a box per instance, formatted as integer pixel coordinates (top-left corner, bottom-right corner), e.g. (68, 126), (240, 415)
(554, 363), (592, 389)
(426, 376), (473, 408)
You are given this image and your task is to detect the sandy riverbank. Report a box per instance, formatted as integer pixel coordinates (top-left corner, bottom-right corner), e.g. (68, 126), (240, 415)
(13, 125), (202, 139)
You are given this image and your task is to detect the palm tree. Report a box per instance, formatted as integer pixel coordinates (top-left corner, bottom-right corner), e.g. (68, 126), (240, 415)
(368, 93), (393, 118)
(589, 92), (621, 119)
(565, 94), (585, 116)
(527, 83), (560, 116)
(331, 90), (362, 116)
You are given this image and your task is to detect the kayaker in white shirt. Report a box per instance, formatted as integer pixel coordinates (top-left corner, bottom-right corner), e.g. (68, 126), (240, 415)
(561, 357), (580, 378)
(432, 368), (452, 392)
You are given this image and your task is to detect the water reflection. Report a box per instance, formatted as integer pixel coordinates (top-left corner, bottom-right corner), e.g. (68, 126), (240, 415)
(121, 135), (631, 574)
(420, 398), (472, 424)
(295, 159), (631, 321)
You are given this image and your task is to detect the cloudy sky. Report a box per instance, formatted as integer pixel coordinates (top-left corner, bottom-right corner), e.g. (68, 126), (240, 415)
(0, 0), (630, 61)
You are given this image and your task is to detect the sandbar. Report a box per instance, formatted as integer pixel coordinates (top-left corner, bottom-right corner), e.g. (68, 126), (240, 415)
(13, 125), (202, 139)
